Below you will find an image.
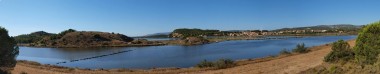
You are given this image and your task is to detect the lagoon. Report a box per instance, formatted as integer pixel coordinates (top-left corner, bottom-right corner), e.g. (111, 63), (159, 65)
(17, 35), (356, 69)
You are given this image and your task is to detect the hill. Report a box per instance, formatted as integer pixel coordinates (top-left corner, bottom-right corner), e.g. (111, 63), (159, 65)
(14, 31), (55, 43)
(275, 24), (363, 31)
(34, 31), (134, 47)
(15, 29), (140, 48)
(170, 28), (223, 38)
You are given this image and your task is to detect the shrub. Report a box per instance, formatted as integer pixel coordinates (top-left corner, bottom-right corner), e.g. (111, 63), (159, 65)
(279, 48), (291, 55)
(196, 60), (214, 68)
(196, 59), (236, 69)
(214, 59), (236, 69)
(0, 27), (19, 71)
(354, 21), (380, 64)
(324, 40), (354, 62)
(292, 43), (308, 53)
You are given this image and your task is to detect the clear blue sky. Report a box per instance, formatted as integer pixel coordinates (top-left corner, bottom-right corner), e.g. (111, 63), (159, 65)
(0, 0), (380, 36)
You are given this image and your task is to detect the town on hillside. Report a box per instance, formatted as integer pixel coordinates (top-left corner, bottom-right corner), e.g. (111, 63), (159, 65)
(169, 24), (362, 38)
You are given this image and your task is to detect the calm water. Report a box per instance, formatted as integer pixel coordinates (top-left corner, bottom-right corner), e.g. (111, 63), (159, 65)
(17, 35), (357, 69)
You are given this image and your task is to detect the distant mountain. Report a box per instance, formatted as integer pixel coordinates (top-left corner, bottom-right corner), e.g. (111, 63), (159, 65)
(30, 31), (54, 36)
(275, 24), (363, 31)
(145, 32), (171, 36)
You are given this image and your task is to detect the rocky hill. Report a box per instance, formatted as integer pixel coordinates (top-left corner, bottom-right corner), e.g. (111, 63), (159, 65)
(15, 29), (148, 48)
(34, 31), (134, 47)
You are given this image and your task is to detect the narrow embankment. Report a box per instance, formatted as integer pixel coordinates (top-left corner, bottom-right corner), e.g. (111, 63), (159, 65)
(188, 40), (356, 74)
(56, 50), (133, 64)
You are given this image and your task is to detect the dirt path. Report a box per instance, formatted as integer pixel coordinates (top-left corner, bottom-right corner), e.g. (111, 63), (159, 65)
(12, 63), (67, 74)
(188, 40), (356, 74)
(11, 40), (356, 74)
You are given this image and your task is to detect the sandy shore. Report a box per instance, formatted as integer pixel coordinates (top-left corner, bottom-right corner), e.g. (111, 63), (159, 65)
(11, 39), (356, 74)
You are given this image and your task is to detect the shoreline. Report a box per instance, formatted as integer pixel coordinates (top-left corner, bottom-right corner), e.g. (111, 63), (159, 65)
(12, 39), (356, 74)
(17, 34), (356, 48)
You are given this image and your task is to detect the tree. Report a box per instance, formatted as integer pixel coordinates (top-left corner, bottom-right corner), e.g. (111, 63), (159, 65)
(354, 21), (380, 64)
(324, 40), (354, 62)
(0, 27), (19, 73)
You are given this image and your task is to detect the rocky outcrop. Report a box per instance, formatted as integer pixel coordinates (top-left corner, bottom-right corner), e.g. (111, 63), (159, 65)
(177, 37), (209, 45)
(129, 39), (163, 45)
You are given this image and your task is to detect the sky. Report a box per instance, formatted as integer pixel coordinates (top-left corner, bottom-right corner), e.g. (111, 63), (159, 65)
(0, 0), (380, 36)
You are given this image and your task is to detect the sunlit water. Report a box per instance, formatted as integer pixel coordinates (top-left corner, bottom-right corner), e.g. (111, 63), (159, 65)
(17, 35), (357, 69)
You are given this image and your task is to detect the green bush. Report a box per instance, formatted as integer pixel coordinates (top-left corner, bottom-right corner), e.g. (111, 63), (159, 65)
(196, 60), (214, 68)
(324, 40), (354, 62)
(292, 43), (308, 53)
(196, 59), (236, 69)
(0, 27), (19, 71)
(354, 21), (380, 64)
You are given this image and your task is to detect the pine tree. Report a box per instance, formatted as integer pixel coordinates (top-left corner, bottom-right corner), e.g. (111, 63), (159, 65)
(0, 27), (19, 72)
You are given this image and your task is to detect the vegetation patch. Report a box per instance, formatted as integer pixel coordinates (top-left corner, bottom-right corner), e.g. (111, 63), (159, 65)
(354, 21), (380, 64)
(170, 28), (222, 38)
(14, 31), (55, 43)
(0, 27), (19, 74)
(324, 40), (354, 62)
(303, 21), (380, 73)
(292, 43), (309, 53)
(196, 59), (236, 69)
